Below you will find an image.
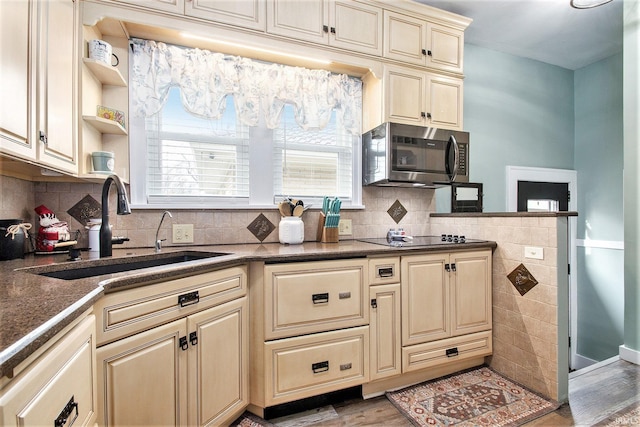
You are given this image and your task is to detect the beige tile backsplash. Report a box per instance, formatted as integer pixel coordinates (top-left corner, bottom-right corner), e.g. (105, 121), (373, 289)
(2, 177), (436, 248)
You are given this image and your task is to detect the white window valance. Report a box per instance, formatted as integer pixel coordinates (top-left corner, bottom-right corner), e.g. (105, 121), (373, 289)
(130, 39), (362, 134)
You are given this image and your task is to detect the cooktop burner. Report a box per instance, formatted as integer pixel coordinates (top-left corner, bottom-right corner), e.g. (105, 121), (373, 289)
(358, 235), (488, 248)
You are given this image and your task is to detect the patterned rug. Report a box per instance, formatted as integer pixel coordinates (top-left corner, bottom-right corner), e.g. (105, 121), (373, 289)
(230, 411), (275, 427)
(386, 366), (558, 427)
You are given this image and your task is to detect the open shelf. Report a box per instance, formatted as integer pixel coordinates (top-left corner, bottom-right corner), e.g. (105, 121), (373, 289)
(83, 58), (127, 86)
(83, 115), (127, 135)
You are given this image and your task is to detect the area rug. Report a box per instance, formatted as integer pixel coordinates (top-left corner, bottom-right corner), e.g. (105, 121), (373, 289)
(230, 411), (276, 427)
(386, 366), (558, 427)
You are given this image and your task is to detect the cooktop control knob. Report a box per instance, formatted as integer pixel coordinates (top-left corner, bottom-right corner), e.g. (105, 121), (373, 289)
(460, 235), (466, 243)
(441, 234), (447, 241)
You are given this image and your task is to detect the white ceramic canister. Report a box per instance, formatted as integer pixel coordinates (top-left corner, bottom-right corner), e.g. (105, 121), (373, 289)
(88, 220), (102, 253)
(278, 216), (304, 245)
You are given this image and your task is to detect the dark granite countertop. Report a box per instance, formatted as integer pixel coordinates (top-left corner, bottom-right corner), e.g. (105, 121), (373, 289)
(0, 238), (496, 378)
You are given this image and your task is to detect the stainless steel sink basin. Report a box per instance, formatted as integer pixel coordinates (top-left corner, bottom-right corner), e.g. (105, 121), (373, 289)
(35, 251), (229, 280)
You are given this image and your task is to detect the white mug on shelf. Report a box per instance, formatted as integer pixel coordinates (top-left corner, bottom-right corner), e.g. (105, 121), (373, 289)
(88, 39), (119, 66)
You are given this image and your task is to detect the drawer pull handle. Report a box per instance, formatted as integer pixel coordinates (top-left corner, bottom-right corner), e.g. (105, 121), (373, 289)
(178, 291), (200, 307)
(312, 361), (329, 373)
(179, 336), (189, 351)
(189, 331), (198, 346)
(377, 267), (394, 278)
(340, 363), (352, 371)
(54, 395), (78, 427)
(446, 347), (459, 357)
(339, 292), (351, 299)
(312, 293), (329, 304)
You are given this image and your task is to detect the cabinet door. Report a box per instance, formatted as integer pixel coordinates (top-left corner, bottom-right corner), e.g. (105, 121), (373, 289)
(96, 319), (188, 426)
(426, 74), (463, 130)
(37, 0), (77, 173)
(369, 283), (401, 381)
(187, 297), (248, 427)
(401, 253), (450, 346)
(267, 0), (328, 44)
(331, 0), (382, 55)
(383, 10), (426, 66)
(0, 0), (35, 159)
(384, 65), (426, 125)
(450, 250), (492, 336)
(426, 22), (464, 74)
(0, 315), (97, 427)
(109, 0), (185, 14)
(186, 0), (266, 30)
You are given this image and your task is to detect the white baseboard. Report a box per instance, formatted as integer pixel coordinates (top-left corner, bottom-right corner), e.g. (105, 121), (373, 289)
(572, 354), (598, 371)
(620, 345), (640, 364)
(570, 355), (619, 379)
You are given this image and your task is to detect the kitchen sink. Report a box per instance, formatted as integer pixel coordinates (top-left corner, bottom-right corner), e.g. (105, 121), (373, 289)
(35, 251), (229, 280)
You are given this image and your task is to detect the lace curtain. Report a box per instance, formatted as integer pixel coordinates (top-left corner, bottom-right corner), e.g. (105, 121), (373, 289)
(130, 39), (362, 134)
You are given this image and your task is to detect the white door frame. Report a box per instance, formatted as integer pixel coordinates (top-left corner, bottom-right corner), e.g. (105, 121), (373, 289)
(506, 165), (578, 370)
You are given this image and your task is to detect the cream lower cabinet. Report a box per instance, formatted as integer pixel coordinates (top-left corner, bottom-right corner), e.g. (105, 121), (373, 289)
(95, 266), (249, 426)
(384, 64), (463, 130)
(249, 258), (369, 414)
(401, 250), (492, 372)
(368, 257), (401, 381)
(0, 314), (97, 427)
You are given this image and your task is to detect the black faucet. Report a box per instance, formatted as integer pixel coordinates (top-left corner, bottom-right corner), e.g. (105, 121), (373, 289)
(100, 174), (132, 257)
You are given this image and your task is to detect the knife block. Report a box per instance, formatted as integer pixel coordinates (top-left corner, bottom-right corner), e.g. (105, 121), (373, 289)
(317, 213), (339, 243)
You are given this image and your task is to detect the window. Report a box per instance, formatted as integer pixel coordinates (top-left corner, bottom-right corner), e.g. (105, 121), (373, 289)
(128, 39), (362, 209)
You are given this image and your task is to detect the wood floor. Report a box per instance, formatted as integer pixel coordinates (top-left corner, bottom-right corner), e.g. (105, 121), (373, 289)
(267, 359), (640, 426)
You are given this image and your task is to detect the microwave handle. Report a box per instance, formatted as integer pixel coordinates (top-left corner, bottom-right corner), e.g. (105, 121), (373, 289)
(448, 134), (460, 181)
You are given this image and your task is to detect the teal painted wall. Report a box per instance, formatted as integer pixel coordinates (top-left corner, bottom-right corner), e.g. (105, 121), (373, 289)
(623, 0), (640, 355)
(574, 53), (624, 361)
(463, 44), (575, 211)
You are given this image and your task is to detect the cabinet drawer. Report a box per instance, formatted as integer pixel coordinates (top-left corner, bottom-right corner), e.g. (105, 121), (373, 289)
(264, 326), (369, 406)
(264, 259), (368, 340)
(0, 315), (96, 427)
(369, 257), (400, 285)
(96, 266), (246, 345)
(402, 330), (492, 373)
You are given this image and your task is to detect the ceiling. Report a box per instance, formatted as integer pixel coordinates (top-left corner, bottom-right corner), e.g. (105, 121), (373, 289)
(415, 0), (623, 70)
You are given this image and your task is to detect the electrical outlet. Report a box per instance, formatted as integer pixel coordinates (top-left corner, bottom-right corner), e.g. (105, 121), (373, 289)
(172, 224), (194, 244)
(524, 246), (544, 260)
(338, 219), (352, 236)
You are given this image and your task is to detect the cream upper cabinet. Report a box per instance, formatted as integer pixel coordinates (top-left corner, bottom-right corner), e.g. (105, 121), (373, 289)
(0, 315), (97, 427)
(0, 0), (77, 174)
(105, 0), (265, 30)
(0, 0), (34, 159)
(186, 0), (266, 30)
(384, 10), (464, 74)
(267, 0), (383, 56)
(384, 64), (463, 130)
(401, 249), (492, 347)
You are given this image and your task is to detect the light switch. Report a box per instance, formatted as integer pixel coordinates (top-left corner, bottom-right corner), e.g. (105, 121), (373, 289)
(524, 246), (544, 260)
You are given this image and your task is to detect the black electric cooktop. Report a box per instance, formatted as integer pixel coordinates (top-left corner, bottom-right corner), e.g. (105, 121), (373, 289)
(358, 235), (488, 248)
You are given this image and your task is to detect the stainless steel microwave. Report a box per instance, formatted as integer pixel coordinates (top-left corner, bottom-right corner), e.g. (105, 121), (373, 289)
(362, 122), (469, 188)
